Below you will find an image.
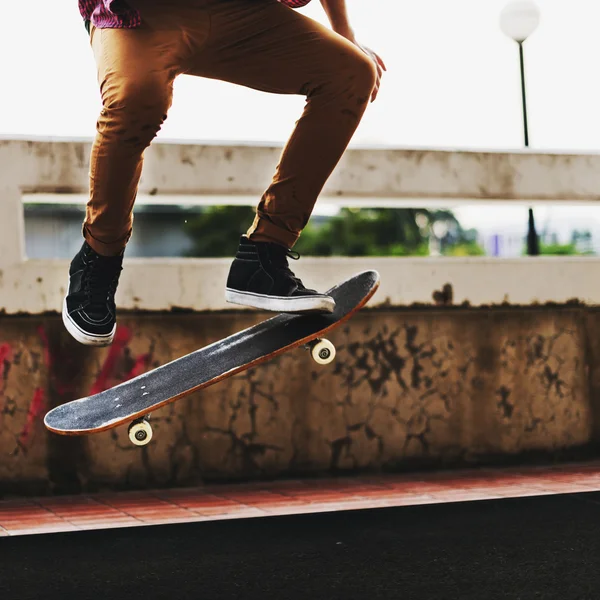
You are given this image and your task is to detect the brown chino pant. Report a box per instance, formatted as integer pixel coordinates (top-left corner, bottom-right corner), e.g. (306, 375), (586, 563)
(84, 0), (377, 255)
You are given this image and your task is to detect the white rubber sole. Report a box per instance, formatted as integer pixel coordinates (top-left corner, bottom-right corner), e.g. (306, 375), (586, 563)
(62, 298), (116, 347)
(225, 288), (335, 314)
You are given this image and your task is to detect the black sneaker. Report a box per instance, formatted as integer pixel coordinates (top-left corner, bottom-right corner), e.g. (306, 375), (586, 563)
(225, 236), (335, 314)
(62, 241), (123, 346)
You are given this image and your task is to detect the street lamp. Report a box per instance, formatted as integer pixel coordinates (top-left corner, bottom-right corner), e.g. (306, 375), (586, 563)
(500, 0), (541, 256)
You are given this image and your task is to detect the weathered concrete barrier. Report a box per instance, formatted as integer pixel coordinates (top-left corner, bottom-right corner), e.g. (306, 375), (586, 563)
(1, 307), (598, 496)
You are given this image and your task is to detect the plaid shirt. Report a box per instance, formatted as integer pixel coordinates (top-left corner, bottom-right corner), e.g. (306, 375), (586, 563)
(79, 0), (313, 29)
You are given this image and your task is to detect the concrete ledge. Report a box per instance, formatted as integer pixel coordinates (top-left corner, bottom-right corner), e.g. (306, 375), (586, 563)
(2, 137), (600, 200)
(3, 257), (600, 315)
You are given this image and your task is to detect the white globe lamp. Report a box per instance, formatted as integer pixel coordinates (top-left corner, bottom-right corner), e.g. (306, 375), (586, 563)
(500, 1), (541, 42)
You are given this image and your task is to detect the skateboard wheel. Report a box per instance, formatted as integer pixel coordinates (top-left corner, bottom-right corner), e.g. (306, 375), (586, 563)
(128, 419), (153, 446)
(310, 339), (336, 365)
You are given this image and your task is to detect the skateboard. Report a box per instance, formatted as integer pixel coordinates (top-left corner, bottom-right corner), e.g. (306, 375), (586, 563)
(44, 270), (380, 446)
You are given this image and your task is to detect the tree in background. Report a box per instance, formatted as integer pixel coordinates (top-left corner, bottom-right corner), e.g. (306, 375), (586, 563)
(183, 206), (255, 257)
(296, 208), (427, 256)
(183, 206), (485, 257)
(525, 230), (595, 256)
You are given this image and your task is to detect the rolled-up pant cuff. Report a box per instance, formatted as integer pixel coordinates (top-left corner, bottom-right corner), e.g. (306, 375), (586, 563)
(246, 215), (299, 249)
(83, 225), (130, 257)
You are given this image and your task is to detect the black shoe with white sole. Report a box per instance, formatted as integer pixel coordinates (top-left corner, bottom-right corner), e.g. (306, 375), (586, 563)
(225, 236), (335, 314)
(63, 241), (123, 346)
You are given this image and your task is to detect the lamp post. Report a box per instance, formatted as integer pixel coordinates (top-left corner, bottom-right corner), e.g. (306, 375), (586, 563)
(500, 1), (541, 256)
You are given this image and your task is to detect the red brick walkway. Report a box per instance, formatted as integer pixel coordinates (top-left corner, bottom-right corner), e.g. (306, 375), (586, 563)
(3, 461), (600, 536)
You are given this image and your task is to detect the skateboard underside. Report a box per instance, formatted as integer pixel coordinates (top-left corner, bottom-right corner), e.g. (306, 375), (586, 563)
(44, 270), (380, 443)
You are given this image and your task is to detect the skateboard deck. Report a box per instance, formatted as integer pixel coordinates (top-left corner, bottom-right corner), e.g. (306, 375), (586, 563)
(44, 270), (380, 445)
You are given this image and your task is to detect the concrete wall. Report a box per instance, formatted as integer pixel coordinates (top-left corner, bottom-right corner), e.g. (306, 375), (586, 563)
(1, 307), (598, 496)
(3, 138), (600, 496)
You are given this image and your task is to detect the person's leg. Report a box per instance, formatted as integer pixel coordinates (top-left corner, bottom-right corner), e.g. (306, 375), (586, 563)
(184, 0), (376, 312)
(84, 22), (193, 255)
(186, 0), (377, 249)
(65, 16), (204, 345)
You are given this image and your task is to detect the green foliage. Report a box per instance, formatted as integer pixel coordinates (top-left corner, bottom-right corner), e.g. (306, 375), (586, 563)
(539, 242), (580, 256)
(183, 205), (485, 257)
(183, 206), (255, 257)
(387, 243), (430, 257)
(295, 208), (425, 256)
(443, 241), (486, 256)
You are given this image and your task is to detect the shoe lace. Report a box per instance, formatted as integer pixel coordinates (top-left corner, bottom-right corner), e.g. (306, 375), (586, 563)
(83, 252), (122, 307)
(270, 247), (306, 290)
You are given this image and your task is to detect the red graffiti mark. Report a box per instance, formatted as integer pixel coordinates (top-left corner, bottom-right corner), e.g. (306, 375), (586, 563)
(89, 326), (132, 396)
(87, 325), (153, 396)
(17, 387), (46, 451)
(0, 343), (12, 395)
(0, 343), (12, 366)
(126, 353), (153, 380)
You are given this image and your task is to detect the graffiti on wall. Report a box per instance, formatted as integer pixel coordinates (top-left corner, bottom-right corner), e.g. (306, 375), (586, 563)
(0, 323), (153, 456)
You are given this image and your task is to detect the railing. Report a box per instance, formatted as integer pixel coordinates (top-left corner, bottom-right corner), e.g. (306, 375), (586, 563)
(2, 136), (600, 314)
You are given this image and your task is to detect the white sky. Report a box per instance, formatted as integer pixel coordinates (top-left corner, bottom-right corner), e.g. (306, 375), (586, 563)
(1, 0), (599, 236)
